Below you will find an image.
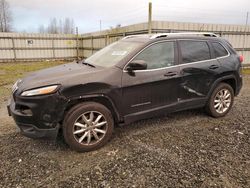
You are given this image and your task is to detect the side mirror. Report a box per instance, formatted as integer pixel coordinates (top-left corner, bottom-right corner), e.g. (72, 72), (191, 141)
(126, 60), (147, 72)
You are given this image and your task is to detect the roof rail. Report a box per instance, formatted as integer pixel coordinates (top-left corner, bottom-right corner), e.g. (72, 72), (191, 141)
(122, 35), (135, 40)
(150, 32), (218, 39)
(122, 34), (149, 40)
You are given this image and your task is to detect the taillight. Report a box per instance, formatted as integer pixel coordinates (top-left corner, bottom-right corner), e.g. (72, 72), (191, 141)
(239, 55), (244, 63)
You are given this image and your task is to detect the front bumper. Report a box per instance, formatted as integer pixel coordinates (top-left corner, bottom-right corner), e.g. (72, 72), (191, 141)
(7, 92), (66, 139)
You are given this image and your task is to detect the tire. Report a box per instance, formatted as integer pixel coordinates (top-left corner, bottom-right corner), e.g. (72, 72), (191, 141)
(63, 102), (114, 152)
(206, 83), (234, 118)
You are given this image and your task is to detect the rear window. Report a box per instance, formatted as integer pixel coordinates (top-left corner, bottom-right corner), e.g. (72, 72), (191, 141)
(179, 40), (211, 64)
(211, 42), (228, 58)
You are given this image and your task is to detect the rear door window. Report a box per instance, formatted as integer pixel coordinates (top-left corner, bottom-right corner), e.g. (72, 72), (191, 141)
(211, 42), (228, 58)
(179, 40), (211, 64)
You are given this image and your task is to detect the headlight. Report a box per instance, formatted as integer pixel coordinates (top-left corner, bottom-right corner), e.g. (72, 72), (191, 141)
(21, 85), (59, 97)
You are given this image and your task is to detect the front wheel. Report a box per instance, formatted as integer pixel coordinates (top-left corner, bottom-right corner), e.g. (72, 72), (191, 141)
(206, 83), (234, 118)
(63, 102), (114, 152)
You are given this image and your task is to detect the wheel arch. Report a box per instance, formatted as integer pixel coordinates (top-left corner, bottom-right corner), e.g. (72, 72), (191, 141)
(221, 78), (236, 95)
(208, 75), (237, 99)
(64, 94), (122, 124)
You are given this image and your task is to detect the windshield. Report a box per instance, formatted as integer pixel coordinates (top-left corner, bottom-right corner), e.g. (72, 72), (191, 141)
(85, 41), (142, 67)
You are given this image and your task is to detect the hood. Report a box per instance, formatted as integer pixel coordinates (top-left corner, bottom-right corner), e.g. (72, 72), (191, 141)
(17, 62), (109, 91)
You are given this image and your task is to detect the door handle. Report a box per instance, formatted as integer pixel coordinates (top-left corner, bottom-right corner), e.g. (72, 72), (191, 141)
(164, 71), (178, 77)
(209, 65), (219, 70)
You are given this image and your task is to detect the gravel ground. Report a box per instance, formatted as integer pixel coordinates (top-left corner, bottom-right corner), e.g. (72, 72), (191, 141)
(0, 76), (249, 188)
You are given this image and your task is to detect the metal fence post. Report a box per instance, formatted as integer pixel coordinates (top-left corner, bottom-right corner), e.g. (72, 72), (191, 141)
(105, 35), (109, 46)
(243, 12), (249, 57)
(76, 27), (79, 59)
(82, 38), (84, 59)
(11, 37), (16, 62)
(52, 38), (55, 59)
(91, 36), (94, 55)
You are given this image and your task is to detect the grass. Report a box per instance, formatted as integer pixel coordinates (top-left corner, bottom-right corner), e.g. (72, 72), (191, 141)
(242, 68), (250, 75)
(0, 61), (68, 102)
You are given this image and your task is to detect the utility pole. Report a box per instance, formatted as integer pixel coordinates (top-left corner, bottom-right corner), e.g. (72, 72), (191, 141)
(100, 20), (102, 32)
(148, 1), (152, 34)
(243, 12), (249, 56)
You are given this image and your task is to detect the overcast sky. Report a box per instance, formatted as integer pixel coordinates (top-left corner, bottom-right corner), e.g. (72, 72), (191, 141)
(8, 0), (250, 34)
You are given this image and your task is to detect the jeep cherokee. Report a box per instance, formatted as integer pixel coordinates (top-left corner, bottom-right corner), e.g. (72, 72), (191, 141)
(7, 32), (243, 152)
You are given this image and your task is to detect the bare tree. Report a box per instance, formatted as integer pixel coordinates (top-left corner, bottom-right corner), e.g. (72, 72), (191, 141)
(63, 18), (75, 34)
(38, 17), (75, 34)
(38, 25), (46, 33)
(116, 24), (121, 28)
(109, 24), (121, 30)
(58, 19), (63, 34)
(47, 18), (58, 34)
(0, 0), (13, 32)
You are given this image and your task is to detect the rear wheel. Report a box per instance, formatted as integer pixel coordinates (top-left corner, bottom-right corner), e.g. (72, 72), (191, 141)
(63, 102), (114, 152)
(206, 83), (234, 118)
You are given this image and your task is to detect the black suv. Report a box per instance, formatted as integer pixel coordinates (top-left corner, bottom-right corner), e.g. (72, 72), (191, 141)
(7, 32), (243, 152)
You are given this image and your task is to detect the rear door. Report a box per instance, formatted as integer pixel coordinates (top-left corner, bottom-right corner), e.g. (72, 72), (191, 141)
(177, 39), (221, 101)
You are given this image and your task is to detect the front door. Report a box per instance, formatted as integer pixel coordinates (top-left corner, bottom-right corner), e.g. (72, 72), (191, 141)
(121, 41), (180, 116)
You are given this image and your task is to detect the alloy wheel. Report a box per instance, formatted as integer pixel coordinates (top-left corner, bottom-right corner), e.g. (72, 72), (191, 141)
(73, 111), (107, 145)
(214, 89), (232, 114)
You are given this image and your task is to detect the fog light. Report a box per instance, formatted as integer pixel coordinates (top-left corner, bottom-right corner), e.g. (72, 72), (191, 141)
(43, 114), (51, 122)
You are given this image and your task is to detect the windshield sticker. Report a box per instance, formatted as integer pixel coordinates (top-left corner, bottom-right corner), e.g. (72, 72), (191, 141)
(111, 51), (127, 56)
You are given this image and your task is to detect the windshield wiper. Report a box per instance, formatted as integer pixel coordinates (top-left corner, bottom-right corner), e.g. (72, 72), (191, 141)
(82, 61), (95, 68)
(76, 59), (95, 68)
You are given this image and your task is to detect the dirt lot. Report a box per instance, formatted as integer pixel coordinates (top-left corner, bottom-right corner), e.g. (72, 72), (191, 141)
(0, 63), (249, 187)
